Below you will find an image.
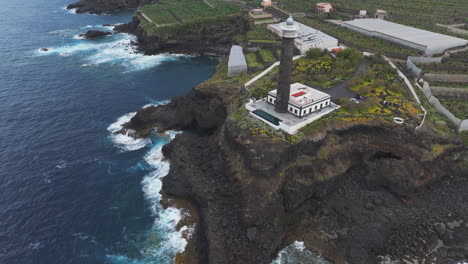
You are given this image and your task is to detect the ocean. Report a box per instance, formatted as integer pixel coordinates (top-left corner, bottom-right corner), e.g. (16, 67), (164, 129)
(0, 0), (333, 263)
(0, 0), (217, 263)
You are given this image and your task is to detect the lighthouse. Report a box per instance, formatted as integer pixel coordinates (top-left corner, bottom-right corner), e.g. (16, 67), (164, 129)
(275, 16), (298, 113)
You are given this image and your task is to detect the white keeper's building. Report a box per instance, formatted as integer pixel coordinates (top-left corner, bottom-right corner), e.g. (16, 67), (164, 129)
(267, 83), (331, 118)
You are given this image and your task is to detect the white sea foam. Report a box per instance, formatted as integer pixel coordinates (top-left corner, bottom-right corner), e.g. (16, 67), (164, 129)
(62, 6), (77, 14)
(36, 33), (189, 72)
(73, 34), (85, 40)
(137, 131), (190, 257)
(143, 99), (170, 109)
(107, 112), (151, 151)
(272, 241), (330, 264)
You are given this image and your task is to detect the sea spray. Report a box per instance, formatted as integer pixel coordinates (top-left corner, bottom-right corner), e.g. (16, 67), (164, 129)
(107, 110), (188, 263)
(36, 32), (190, 72)
(107, 112), (151, 151)
(272, 241), (331, 264)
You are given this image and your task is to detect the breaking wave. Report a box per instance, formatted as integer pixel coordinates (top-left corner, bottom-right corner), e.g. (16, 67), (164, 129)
(107, 112), (151, 151)
(107, 101), (171, 152)
(36, 32), (189, 72)
(272, 241), (331, 264)
(106, 127), (189, 264)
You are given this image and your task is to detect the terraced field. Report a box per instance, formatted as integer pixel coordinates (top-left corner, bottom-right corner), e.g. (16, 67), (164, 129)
(278, 0), (468, 38)
(139, 0), (239, 25)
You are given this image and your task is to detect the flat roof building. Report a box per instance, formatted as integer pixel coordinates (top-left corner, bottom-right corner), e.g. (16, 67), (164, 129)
(227, 45), (247, 78)
(268, 22), (338, 54)
(267, 83), (332, 118)
(341, 19), (468, 55)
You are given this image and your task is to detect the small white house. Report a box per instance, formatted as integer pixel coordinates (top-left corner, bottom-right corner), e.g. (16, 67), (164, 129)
(267, 83), (331, 118)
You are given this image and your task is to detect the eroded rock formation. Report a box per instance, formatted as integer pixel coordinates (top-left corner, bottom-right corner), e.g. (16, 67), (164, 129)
(119, 77), (468, 264)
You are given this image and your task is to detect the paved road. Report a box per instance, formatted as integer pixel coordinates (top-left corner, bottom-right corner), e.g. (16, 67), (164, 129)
(315, 59), (368, 99)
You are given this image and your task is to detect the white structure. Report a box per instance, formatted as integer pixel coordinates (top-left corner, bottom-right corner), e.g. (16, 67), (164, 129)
(341, 19), (468, 55)
(267, 83), (331, 118)
(261, 0), (272, 8)
(374, 9), (387, 20)
(268, 21), (338, 54)
(227, 45), (248, 77)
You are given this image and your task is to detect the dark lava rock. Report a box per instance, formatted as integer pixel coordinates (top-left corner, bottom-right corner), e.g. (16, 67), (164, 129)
(80, 30), (111, 39)
(247, 227), (257, 241)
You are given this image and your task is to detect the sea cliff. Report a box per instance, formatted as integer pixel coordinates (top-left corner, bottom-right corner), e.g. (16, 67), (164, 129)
(119, 67), (468, 264)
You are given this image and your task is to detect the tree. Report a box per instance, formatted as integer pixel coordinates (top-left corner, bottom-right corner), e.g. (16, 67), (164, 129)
(305, 48), (323, 60)
(337, 48), (363, 65)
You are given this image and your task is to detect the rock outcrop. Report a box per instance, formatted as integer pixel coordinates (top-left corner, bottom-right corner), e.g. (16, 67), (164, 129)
(67, 0), (158, 14)
(80, 30), (111, 39)
(115, 14), (249, 55)
(119, 74), (468, 264)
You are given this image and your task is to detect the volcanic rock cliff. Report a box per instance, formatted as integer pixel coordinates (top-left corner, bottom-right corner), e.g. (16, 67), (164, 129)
(120, 75), (468, 264)
(115, 14), (249, 55)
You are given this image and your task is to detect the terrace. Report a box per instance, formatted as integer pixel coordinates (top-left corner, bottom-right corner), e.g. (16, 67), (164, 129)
(246, 98), (340, 134)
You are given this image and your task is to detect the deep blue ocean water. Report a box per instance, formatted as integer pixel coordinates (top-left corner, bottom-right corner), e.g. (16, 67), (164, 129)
(0, 1), (218, 263)
(0, 1), (335, 263)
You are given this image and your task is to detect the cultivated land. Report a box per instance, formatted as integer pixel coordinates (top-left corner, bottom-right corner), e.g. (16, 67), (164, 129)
(139, 0), (239, 25)
(275, 0), (468, 38)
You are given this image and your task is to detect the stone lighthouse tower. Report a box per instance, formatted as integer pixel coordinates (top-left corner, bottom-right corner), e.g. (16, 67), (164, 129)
(275, 16), (298, 113)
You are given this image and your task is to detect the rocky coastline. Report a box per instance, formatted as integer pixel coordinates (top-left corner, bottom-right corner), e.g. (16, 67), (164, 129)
(69, 0), (468, 262)
(114, 14), (249, 56)
(120, 76), (468, 264)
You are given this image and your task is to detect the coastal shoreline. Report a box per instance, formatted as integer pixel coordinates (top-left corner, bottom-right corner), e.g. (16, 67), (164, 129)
(68, 0), (468, 263)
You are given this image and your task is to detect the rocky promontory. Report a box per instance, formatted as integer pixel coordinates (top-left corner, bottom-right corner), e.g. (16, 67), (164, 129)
(119, 66), (468, 263)
(115, 14), (249, 55)
(80, 30), (111, 39)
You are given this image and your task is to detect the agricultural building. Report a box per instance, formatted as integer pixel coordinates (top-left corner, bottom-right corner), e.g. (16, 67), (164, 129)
(341, 19), (468, 55)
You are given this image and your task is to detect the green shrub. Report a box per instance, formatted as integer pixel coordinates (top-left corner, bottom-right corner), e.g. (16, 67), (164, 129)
(305, 48), (324, 60)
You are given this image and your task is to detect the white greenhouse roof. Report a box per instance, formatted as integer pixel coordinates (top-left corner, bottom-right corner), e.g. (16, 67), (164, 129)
(342, 19), (468, 54)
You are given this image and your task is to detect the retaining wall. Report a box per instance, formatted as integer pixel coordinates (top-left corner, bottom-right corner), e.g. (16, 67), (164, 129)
(424, 73), (468, 83)
(417, 82), (467, 132)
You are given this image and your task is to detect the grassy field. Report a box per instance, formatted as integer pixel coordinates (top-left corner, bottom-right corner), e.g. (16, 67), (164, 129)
(438, 97), (468, 119)
(247, 25), (278, 41)
(277, 0), (468, 39)
(245, 53), (263, 68)
(139, 0), (239, 25)
(258, 49), (276, 63)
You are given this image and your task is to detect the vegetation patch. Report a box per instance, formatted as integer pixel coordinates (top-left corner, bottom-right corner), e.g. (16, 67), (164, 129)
(258, 49), (277, 63)
(293, 48), (363, 88)
(247, 25), (278, 42)
(140, 0), (239, 25)
(245, 53), (263, 68)
(438, 97), (468, 119)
